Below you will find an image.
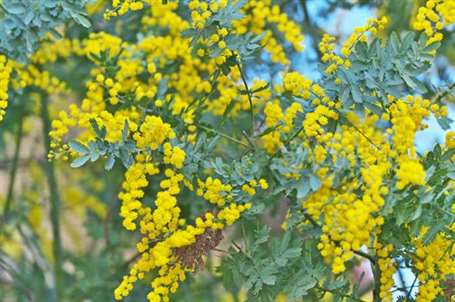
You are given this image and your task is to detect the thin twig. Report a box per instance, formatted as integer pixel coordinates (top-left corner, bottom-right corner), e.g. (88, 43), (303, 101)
(198, 124), (250, 148)
(344, 118), (381, 150)
(236, 61), (255, 135)
(406, 275), (418, 300)
(433, 82), (455, 103)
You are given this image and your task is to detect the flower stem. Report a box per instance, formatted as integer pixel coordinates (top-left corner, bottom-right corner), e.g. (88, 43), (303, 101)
(40, 94), (63, 301)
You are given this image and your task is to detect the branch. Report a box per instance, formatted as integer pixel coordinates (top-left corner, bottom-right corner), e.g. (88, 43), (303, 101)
(40, 94), (63, 301)
(3, 108), (24, 219)
(299, 0), (322, 59)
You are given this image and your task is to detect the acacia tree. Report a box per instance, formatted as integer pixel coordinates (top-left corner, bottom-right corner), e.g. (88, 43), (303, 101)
(0, 1), (454, 302)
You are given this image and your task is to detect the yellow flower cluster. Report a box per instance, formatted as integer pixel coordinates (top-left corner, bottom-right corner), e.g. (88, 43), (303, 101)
(163, 143), (186, 169)
(44, 2), (302, 153)
(118, 161), (159, 230)
(134, 116), (176, 149)
(187, 0), (236, 65)
(116, 169), (254, 301)
(218, 202), (251, 225)
(319, 17), (387, 74)
(319, 34), (344, 75)
(105, 0), (305, 67)
(315, 163), (388, 274)
(340, 17), (388, 57)
(189, 0), (228, 30)
(35, 34), (144, 148)
(396, 159), (426, 189)
(282, 102), (303, 133)
(413, 0), (455, 46)
(233, 0), (304, 65)
(242, 178), (268, 195)
(414, 232), (455, 302)
(105, 0), (145, 20)
(282, 72), (314, 99)
(376, 243), (396, 302)
(141, 1), (186, 37)
(302, 105), (338, 139)
(264, 101), (284, 127)
(260, 131), (282, 155)
(260, 71), (339, 155)
(446, 130), (455, 148)
(388, 96), (433, 189)
(197, 177), (233, 207)
(0, 55), (12, 122)
(303, 91), (444, 278)
(261, 99), (304, 154)
(309, 114), (390, 274)
(259, 72), (341, 157)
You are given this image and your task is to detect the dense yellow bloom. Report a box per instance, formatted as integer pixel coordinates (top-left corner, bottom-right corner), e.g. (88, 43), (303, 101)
(119, 161), (158, 231)
(376, 243), (396, 301)
(446, 131), (455, 148)
(389, 96), (432, 189)
(413, 0), (455, 46)
(134, 116), (176, 149)
(303, 105), (338, 139)
(261, 131), (283, 154)
(282, 72), (313, 98)
(414, 232), (455, 302)
(197, 177), (233, 207)
(307, 113), (390, 274)
(0, 55), (12, 122)
(264, 101), (284, 128)
(163, 143), (186, 169)
(396, 158), (426, 189)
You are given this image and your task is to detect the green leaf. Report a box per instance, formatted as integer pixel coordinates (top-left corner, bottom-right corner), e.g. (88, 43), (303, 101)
(105, 155), (115, 171)
(70, 12), (91, 28)
(423, 221), (445, 244)
(70, 154), (90, 168)
(69, 140), (89, 154)
(309, 174), (321, 191)
(5, 4), (26, 14)
(122, 120), (129, 141)
(254, 226), (270, 245)
(90, 119), (106, 139)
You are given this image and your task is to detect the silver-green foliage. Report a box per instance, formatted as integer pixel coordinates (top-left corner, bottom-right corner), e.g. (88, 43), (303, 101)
(0, 0), (91, 62)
